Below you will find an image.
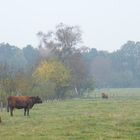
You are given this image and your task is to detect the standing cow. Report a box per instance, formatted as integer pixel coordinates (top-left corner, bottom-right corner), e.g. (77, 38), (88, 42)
(7, 96), (42, 116)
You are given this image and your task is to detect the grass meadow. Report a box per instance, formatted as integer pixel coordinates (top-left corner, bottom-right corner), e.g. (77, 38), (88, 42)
(0, 88), (140, 140)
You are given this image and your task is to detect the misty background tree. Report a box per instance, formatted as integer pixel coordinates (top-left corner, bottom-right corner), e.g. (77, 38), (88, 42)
(1, 23), (140, 105)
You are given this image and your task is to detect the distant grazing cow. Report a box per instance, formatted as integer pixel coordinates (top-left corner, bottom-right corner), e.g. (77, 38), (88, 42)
(7, 96), (42, 116)
(101, 93), (108, 99)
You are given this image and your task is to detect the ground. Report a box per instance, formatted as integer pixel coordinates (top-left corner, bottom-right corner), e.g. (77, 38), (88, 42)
(0, 88), (140, 140)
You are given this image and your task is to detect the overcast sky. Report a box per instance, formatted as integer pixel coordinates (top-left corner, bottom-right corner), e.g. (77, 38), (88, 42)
(0, 0), (140, 52)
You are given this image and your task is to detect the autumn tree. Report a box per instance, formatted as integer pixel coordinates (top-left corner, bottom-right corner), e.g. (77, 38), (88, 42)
(14, 72), (34, 95)
(37, 23), (95, 95)
(33, 60), (71, 99)
(0, 64), (16, 107)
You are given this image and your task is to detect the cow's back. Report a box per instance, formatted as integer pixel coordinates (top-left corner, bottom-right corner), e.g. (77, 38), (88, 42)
(101, 93), (108, 99)
(7, 96), (31, 108)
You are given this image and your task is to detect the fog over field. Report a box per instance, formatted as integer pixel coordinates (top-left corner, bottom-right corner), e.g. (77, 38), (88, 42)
(0, 1), (140, 140)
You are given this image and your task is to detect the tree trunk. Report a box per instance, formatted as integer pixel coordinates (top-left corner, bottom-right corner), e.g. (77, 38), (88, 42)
(75, 87), (78, 95)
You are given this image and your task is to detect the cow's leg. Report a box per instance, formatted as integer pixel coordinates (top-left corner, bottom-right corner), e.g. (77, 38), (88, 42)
(27, 108), (30, 116)
(24, 108), (27, 116)
(10, 107), (14, 116)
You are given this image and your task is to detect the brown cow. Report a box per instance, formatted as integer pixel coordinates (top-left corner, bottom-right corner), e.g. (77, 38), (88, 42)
(101, 93), (108, 99)
(7, 96), (42, 116)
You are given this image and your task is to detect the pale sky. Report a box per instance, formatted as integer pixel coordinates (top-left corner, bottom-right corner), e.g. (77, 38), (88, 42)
(0, 0), (140, 52)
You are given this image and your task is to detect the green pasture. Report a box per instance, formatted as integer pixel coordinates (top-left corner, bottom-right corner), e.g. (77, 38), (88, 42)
(0, 88), (140, 140)
(87, 88), (140, 99)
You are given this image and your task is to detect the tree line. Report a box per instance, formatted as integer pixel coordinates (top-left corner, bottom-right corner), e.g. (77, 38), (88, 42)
(0, 23), (140, 104)
(0, 23), (94, 105)
(85, 40), (140, 88)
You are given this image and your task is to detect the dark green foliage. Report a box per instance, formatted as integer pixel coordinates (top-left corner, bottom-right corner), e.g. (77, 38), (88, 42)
(22, 45), (40, 72)
(0, 43), (27, 73)
(83, 41), (140, 88)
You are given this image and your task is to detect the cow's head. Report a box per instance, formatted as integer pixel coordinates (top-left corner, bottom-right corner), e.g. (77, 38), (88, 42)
(34, 96), (42, 104)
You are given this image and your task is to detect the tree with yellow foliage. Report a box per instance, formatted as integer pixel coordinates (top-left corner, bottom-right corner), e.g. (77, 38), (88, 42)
(33, 60), (71, 99)
(15, 73), (34, 95)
